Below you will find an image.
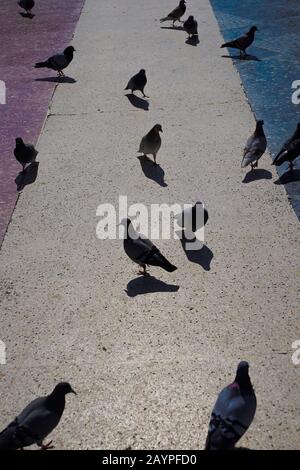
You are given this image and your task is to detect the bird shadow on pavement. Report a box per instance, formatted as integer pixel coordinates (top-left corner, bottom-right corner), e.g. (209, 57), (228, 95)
(137, 155), (167, 187)
(242, 168), (272, 183)
(160, 26), (184, 31)
(125, 275), (179, 297)
(177, 231), (213, 271)
(273, 169), (300, 185)
(125, 93), (149, 111)
(15, 162), (39, 191)
(35, 76), (76, 84)
(19, 12), (35, 19)
(186, 35), (200, 46)
(221, 54), (260, 62)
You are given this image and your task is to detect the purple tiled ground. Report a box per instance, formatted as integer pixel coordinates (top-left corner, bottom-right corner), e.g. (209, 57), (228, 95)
(0, 0), (85, 244)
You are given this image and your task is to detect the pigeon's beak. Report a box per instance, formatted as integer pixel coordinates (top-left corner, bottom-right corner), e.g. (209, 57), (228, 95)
(71, 388), (77, 395)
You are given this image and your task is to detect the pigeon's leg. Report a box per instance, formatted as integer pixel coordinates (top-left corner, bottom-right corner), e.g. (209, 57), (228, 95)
(289, 161), (294, 171)
(141, 88), (149, 98)
(138, 264), (147, 276)
(40, 440), (54, 450)
(153, 154), (157, 165)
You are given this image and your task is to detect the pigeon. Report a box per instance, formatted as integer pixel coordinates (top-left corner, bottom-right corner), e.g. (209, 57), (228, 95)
(221, 26), (258, 57)
(160, 0), (186, 26)
(35, 46), (75, 77)
(125, 69), (148, 97)
(175, 201), (208, 235)
(241, 120), (267, 169)
(18, 0), (35, 15)
(183, 16), (198, 38)
(0, 382), (76, 450)
(205, 361), (257, 450)
(120, 218), (177, 275)
(272, 123), (300, 171)
(14, 137), (38, 172)
(138, 124), (163, 164)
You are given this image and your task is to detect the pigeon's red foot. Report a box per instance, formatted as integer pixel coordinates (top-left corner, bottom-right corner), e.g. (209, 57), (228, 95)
(40, 440), (54, 450)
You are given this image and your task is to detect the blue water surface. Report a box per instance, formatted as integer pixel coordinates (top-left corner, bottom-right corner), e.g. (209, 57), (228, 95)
(210, 0), (300, 217)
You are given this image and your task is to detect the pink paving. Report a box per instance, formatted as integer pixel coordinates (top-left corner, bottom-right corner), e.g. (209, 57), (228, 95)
(0, 0), (85, 245)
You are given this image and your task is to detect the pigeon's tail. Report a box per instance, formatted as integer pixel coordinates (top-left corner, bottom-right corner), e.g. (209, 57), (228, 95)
(0, 427), (20, 450)
(35, 60), (50, 69)
(241, 153), (253, 168)
(272, 151), (287, 166)
(221, 41), (234, 49)
(160, 17), (169, 23)
(151, 253), (177, 272)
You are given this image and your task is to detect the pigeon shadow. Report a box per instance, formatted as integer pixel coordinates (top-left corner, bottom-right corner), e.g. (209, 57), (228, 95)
(35, 76), (76, 84)
(221, 54), (260, 62)
(19, 12), (35, 19)
(125, 93), (149, 111)
(160, 26), (185, 31)
(137, 155), (167, 187)
(179, 233), (214, 271)
(15, 162), (39, 191)
(186, 35), (200, 46)
(273, 169), (300, 185)
(125, 275), (179, 297)
(242, 168), (272, 183)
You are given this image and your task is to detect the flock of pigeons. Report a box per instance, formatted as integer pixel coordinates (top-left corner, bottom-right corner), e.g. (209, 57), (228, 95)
(2, 0), (298, 452)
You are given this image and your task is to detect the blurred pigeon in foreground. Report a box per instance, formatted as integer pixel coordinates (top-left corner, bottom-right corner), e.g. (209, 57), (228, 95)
(35, 46), (75, 77)
(120, 218), (177, 275)
(0, 382), (76, 450)
(205, 361), (257, 450)
(138, 124), (162, 164)
(18, 0), (35, 15)
(241, 120), (267, 169)
(183, 16), (198, 38)
(272, 123), (300, 171)
(160, 0), (186, 26)
(221, 26), (258, 57)
(14, 138), (38, 172)
(125, 69), (148, 97)
(175, 201), (208, 236)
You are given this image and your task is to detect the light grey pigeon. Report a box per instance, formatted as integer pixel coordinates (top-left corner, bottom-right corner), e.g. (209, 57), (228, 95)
(18, 0), (35, 15)
(125, 69), (148, 97)
(205, 361), (257, 450)
(160, 1), (186, 26)
(35, 46), (75, 77)
(14, 137), (38, 172)
(241, 120), (267, 169)
(272, 122), (300, 171)
(183, 16), (198, 38)
(0, 382), (76, 450)
(120, 218), (177, 275)
(138, 124), (162, 164)
(175, 201), (208, 235)
(221, 26), (258, 57)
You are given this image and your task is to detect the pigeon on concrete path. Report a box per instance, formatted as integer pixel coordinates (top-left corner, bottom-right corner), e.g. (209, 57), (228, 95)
(241, 120), (267, 169)
(221, 26), (258, 57)
(205, 361), (257, 450)
(120, 218), (177, 275)
(183, 16), (198, 38)
(0, 382), (76, 450)
(138, 124), (162, 164)
(14, 138), (38, 172)
(176, 201), (208, 235)
(160, 1), (186, 26)
(35, 46), (75, 77)
(272, 123), (300, 171)
(125, 69), (148, 97)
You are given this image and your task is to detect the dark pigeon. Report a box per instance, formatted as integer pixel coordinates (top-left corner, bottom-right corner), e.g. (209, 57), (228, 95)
(160, 0), (186, 26)
(221, 26), (258, 57)
(125, 69), (148, 97)
(14, 137), (38, 172)
(35, 46), (75, 77)
(241, 120), (267, 169)
(183, 16), (198, 38)
(0, 382), (76, 450)
(205, 361), (257, 450)
(176, 201), (208, 235)
(272, 123), (300, 171)
(18, 0), (35, 15)
(138, 124), (163, 164)
(120, 218), (177, 275)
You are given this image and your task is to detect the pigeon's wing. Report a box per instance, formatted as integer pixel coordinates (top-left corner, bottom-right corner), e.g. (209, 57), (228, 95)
(48, 53), (68, 70)
(19, 407), (61, 444)
(124, 235), (155, 264)
(166, 5), (181, 19)
(139, 135), (147, 153)
(242, 135), (266, 167)
(274, 139), (300, 163)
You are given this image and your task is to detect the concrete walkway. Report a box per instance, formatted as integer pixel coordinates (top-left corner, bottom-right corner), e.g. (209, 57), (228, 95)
(0, 0), (299, 449)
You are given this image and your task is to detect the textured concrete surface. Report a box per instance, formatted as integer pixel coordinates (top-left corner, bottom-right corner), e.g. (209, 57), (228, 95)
(0, 0), (299, 450)
(0, 0), (85, 244)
